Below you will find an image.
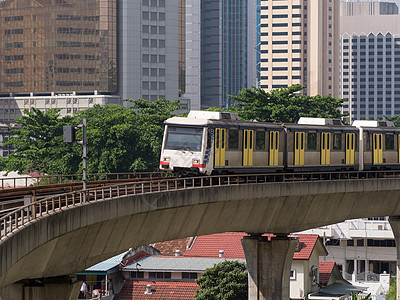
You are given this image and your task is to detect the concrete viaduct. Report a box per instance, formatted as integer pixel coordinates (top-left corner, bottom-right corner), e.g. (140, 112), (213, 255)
(2, 172), (400, 299)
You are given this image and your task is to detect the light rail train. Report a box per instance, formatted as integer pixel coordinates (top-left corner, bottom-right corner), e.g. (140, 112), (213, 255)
(160, 111), (400, 176)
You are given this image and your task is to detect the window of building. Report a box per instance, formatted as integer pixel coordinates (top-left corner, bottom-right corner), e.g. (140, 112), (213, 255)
(182, 272), (198, 279)
(131, 271), (144, 279)
(290, 269), (296, 280)
(325, 239), (340, 246)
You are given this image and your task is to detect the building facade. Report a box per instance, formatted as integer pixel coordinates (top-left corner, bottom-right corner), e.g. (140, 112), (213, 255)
(184, 0), (257, 110)
(0, 0), (186, 122)
(0, 0), (120, 122)
(259, 0), (340, 97)
(340, 2), (400, 121)
(302, 218), (396, 283)
(118, 0), (182, 104)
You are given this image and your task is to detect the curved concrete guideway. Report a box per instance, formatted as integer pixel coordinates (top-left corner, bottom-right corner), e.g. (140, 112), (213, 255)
(1, 177), (400, 293)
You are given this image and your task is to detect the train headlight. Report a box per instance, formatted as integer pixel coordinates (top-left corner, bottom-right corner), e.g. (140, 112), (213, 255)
(192, 159), (200, 164)
(163, 157), (170, 162)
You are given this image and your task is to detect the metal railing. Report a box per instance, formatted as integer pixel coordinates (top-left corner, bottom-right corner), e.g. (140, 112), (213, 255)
(0, 172), (166, 189)
(1, 170), (400, 242)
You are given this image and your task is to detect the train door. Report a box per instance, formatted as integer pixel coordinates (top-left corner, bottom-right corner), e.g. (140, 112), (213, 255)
(321, 132), (331, 165)
(214, 128), (226, 167)
(346, 133), (355, 164)
(243, 130), (254, 166)
(399, 135), (400, 163)
(294, 132), (305, 165)
(269, 131), (279, 166)
(373, 133), (383, 164)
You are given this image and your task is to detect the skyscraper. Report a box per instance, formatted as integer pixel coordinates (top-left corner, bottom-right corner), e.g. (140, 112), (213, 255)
(0, 0), (120, 122)
(0, 0), (185, 122)
(259, 0), (340, 97)
(340, 1), (400, 121)
(184, 0), (257, 109)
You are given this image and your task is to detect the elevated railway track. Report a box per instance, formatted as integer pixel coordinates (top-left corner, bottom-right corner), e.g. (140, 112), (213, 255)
(0, 172), (167, 215)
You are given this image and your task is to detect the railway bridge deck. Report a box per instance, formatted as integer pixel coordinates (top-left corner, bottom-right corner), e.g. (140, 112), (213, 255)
(2, 171), (400, 299)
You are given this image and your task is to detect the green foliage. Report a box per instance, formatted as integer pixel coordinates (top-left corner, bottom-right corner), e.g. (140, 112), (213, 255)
(386, 278), (396, 300)
(1, 108), (79, 175)
(228, 84), (345, 123)
(1, 99), (181, 175)
(351, 292), (372, 300)
(384, 115), (400, 127)
(195, 260), (248, 300)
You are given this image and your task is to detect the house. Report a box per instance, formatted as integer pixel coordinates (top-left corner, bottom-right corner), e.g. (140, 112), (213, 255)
(80, 232), (362, 299)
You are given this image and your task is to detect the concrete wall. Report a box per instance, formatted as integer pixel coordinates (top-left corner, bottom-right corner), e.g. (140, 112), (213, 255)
(2, 178), (400, 287)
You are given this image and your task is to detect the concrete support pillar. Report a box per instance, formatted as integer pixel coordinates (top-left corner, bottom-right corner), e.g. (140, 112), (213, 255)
(0, 277), (81, 300)
(352, 259), (357, 283)
(365, 260), (368, 282)
(241, 234), (298, 300)
(389, 216), (400, 300)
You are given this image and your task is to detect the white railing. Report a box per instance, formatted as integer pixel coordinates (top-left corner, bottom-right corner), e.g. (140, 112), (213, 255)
(1, 170), (400, 242)
(0, 171), (165, 189)
(348, 220), (390, 231)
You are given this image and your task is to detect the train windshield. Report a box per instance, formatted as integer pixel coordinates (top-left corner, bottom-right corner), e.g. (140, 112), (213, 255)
(165, 126), (203, 151)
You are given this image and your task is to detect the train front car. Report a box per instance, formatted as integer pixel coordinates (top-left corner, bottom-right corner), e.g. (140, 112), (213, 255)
(160, 111), (216, 176)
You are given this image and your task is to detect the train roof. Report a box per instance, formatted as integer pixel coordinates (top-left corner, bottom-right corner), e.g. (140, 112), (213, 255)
(284, 123), (358, 133)
(164, 116), (284, 130)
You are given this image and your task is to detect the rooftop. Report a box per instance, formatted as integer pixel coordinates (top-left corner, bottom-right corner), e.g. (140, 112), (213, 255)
(115, 280), (199, 300)
(122, 256), (245, 272)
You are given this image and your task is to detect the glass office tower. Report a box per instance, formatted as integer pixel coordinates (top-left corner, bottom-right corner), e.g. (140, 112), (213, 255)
(0, 0), (117, 94)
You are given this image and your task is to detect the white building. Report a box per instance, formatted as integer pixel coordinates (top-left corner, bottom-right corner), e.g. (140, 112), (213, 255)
(301, 218), (394, 298)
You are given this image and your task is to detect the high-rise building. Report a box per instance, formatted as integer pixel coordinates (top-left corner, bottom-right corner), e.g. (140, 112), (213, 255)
(259, 0), (340, 97)
(340, 1), (400, 121)
(0, 0), (186, 123)
(341, 0), (399, 16)
(184, 0), (257, 110)
(118, 0), (182, 104)
(0, 0), (120, 122)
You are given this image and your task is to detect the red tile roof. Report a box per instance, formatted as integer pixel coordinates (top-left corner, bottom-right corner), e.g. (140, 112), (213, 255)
(319, 261), (336, 285)
(154, 238), (192, 256)
(183, 233), (320, 261)
(115, 280), (199, 300)
(183, 233), (248, 259)
(293, 234), (320, 260)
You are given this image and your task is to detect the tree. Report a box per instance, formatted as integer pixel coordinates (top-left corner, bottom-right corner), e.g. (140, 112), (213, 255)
(385, 278), (396, 300)
(228, 84), (346, 123)
(1, 108), (79, 175)
(1, 99), (181, 175)
(195, 260), (248, 300)
(384, 115), (400, 127)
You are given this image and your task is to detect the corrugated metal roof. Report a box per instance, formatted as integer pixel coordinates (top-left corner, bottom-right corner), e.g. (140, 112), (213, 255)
(82, 252), (126, 273)
(122, 256), (245, 272)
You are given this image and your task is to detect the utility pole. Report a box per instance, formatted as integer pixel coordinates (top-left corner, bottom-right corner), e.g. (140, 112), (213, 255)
(82, 118), (87, 191)
(63, 118), (88, 200)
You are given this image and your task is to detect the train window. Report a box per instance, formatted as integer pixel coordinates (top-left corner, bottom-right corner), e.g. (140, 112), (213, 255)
(386, 134), (394, 150)
(333, 133), (342, 150)
(228, 129), (239, 149)
(307, 133), (317, 150)
(366, 134), (371, 150)
(165, 126), (203, 151)
(256, 131), (265, 150)
(207, 129), (212, 149)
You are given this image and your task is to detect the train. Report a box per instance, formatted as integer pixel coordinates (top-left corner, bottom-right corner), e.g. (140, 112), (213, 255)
(159, 110), (400, 176)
